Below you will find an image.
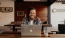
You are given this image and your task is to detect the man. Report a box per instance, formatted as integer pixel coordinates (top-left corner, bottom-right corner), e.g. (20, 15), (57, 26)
(22, 7), (41, 25)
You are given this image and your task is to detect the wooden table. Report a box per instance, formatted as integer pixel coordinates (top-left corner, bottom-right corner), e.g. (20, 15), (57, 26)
(14, 34), (65, 38)
(4, 24), (21, 32)
(4, 24), (49, 33)
(0, 34), (65, 38)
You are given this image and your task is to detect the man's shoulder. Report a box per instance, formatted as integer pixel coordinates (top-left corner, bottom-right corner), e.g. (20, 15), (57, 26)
(35, 17), (40, 20)
(22, 17), (28, 21)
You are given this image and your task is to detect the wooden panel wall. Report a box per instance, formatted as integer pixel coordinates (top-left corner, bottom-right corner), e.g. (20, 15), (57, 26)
(15, 2), (47, 22)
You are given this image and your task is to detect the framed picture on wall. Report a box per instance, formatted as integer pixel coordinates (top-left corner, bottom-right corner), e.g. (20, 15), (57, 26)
(17, 11), (24, 16)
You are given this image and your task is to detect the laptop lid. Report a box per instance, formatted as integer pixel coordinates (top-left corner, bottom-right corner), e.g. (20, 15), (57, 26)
(21, 25), (42, 36)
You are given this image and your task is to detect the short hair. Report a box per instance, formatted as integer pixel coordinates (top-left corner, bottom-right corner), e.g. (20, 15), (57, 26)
(26, 7), (36, 21)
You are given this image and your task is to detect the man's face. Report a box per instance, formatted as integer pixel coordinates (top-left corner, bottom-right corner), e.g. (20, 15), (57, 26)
(29, 9), (36, 19)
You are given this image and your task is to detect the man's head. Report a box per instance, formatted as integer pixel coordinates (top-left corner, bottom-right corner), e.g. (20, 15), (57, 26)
(27, 7), (36, 20)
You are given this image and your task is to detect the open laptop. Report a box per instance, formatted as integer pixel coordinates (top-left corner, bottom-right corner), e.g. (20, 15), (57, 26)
(21, 25), (42, 36)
